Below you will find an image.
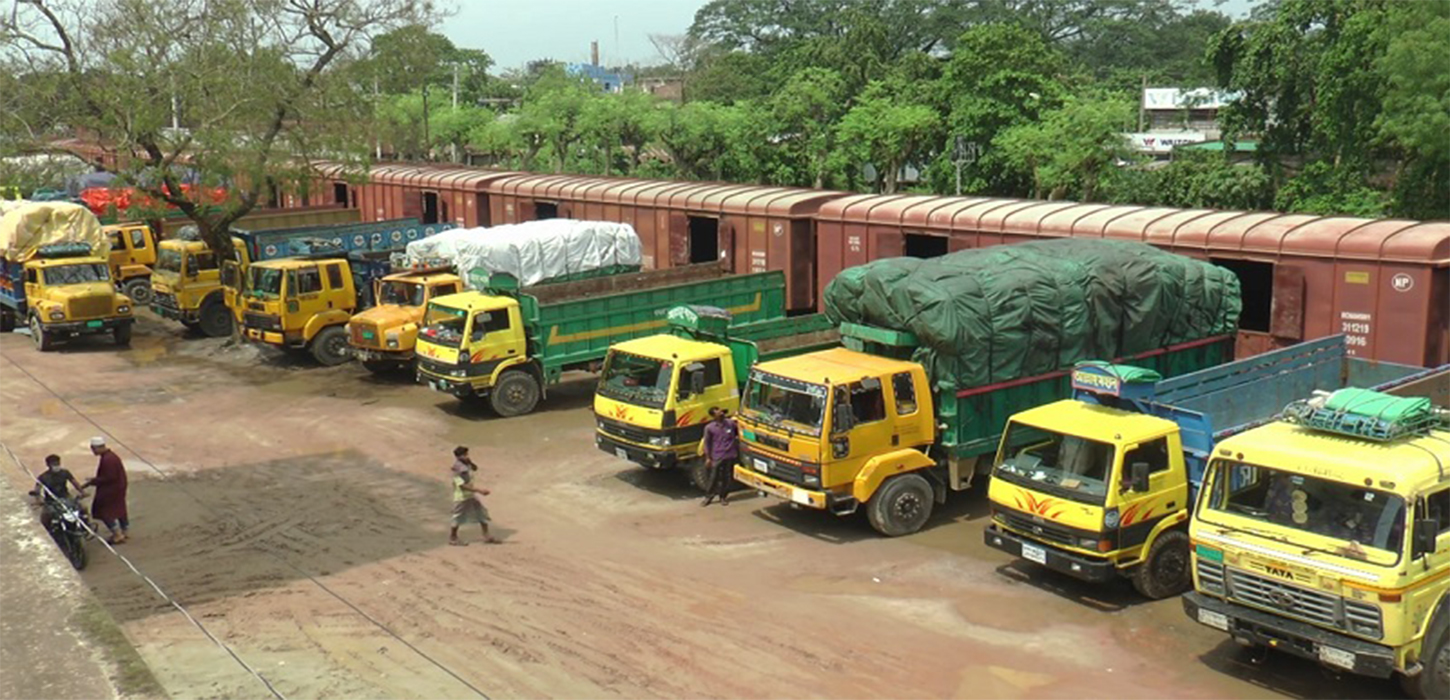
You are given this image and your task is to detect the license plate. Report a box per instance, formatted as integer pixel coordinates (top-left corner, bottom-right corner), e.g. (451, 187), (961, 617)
(616, 448), (628, 460)
(790, 489), (812, 506)
(362, 331), (375, 339)
(429, 380), (442, 392)
(86, 320), (103, 328)
(1318, 645), (1355, 670)
(1198, 609), (1230, 631)
(1022, 542), (1047, 565)
(753, 458), (769, 474)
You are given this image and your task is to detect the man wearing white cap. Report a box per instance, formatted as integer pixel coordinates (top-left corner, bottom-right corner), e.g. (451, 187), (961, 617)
(82, 436), (129, 544)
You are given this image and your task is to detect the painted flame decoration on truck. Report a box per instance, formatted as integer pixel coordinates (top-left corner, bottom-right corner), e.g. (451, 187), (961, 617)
(1015, 492), (1066, 519)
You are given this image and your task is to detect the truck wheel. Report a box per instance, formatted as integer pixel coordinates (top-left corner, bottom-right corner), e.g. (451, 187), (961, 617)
(121, 278), (153, 306)
(113, 323), (132, 347)
(362, 359), (402, 374)
(1132, 529), (1192, 599)
(687, 459), (712, 492)
(198, 301), (232, 338)
(490, 370), (541, 417)
(867, 473), (934, 537)
(29, 315), (55, 351)
(1403, 613), (1450, 699)
(0, 308), (14, 332)
(309, 326), (352, 366)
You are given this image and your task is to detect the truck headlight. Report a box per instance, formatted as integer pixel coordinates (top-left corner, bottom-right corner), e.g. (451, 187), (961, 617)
(1103, 507), (1120, 530)
(48, 310), (65, 320)
(648, 435), (669, 447)
(803, 474), (820, 487)
(385, 331), (400, 349)
(117, 305), (131, 314)
(1079, 537), (1099, 550)
(448, 368), (468, 378)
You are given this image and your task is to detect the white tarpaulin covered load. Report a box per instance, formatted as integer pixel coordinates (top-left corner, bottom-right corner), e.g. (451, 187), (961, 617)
(0, 200), (109, 262)
(403, 219), (642, 288)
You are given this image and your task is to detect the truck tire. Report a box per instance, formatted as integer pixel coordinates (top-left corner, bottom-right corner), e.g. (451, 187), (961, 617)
(113, 322), (132, 347)
(1403, 607), (1450, 699)
(29, 315), (55, 351)
(198, 301), (232, 338)
(308, 326), (351, 366)
(1132, 529), (1192, 599)
(121, 277), (153, 306)
(0, 308), (14, 332)
(687, 459), (712, 492)
(867, 473), (934, 537)
(490, 369), (541, 417)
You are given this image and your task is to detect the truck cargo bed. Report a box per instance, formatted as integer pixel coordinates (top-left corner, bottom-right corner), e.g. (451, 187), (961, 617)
(528, 261), (729, 305)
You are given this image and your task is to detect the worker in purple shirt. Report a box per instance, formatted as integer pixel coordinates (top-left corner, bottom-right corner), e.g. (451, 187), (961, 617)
(701, 407), (740, 506)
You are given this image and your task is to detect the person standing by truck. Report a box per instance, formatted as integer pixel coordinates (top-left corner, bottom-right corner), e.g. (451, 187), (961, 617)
(449, 448), (498, 546)
(83, 437), (129, 544)
(701, 408), (740, 506)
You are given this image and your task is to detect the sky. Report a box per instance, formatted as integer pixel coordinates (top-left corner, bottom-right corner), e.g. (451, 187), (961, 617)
(441, 0), (1261, 71)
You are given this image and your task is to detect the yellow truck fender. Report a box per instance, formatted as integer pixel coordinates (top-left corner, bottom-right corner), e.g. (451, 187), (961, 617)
(303, 309), (354, 343)
(853, 449), (936, 504)
(488, 356), (535, 386)
(1137, 511), (1192, 563)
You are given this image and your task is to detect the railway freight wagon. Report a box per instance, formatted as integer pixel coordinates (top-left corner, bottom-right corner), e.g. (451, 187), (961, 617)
(482, 173), (841, 312)
(814, 194), (1450, 368)
(316, 163), (521, 230)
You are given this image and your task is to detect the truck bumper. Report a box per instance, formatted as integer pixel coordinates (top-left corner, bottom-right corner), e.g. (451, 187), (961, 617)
(354, 348), (414, 363)
(153, 305), (199, 323)
(982, 524), (1117, 583)
(1182, 593), (1399, 679)
(732, 467), (847, 512)
(242, 326), (289, 347)
(595, 431), (678, 469)
(419, 372), (480, 398)
(45, 317), (133, 335)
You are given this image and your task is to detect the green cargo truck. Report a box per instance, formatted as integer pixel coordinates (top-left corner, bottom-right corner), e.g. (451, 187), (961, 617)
(594, 305), (841, 488)
(414, 262), (788, 417)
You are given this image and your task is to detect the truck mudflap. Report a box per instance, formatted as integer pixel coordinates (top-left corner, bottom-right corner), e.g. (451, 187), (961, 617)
(1182, 593), (1399, 679)
(595, 431), (678, 469)
(983, 524), (1117, 583)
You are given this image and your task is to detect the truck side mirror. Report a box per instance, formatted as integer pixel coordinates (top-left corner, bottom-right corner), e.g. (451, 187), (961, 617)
(1413, 519), (1438, 558)
(1130, 461), (1151, 493)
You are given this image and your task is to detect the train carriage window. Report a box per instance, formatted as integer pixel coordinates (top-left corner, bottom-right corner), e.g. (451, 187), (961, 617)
(1211, 258), (1273, 332)
(422, 192), (440, 224)
(904, 233), (948, 259)
(688, 216), (719, 264)
(333, 182), (349, 206)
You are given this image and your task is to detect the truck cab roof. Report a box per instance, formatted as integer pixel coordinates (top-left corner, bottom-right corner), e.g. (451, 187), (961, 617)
(611, 334), (724, 362)
(29, 255), (109, 268)
(429, 290), (514, 311)
(757, 347), (919, 386)
(1010, 398), (1180, 445)
(381, 268), (459, 285)
(1218, 420), (1450, 495)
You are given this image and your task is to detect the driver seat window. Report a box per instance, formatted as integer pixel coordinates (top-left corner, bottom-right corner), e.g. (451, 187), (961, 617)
(476, 311), (511, 335)
(1124, 438), (1171, 475)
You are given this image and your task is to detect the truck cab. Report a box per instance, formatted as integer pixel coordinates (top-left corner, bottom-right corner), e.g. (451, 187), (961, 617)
(151, 239), (229, 336)
(1184, 386), (1450, 698)
(346, 267), (463, 373)
(414, 289), (534, 414)
(239, 254), (373, 365)
(733, 347), (939, 536)
(102, 221), (157, 306)
(986, 364), (1198, 598)
(594, 333), (738, 482)
(0, 243), (135, 350)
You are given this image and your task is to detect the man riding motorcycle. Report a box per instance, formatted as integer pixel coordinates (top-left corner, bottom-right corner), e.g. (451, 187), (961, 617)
(30, 454), (89, 538)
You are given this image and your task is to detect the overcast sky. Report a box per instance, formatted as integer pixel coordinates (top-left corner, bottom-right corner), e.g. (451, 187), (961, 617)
(441, 0), (1260, 71)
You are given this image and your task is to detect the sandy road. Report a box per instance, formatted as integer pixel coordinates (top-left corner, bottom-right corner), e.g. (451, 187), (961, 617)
(0, 316), (1406, 699)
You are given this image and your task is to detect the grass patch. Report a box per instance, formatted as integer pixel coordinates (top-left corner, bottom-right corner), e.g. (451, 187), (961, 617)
(72, 599), (168, 699)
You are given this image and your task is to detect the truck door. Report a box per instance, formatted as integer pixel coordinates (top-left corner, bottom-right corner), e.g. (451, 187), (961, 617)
(674, 356), (732, 431)
(1113, 436), (1185, 551)
(287, 265), (328, 335)
(321, 261), (354, 312)
(465, 305), (523, 375)
(831, 378), (894, 478)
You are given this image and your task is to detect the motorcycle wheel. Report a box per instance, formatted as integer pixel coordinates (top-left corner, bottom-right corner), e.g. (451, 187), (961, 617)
(64, 532), (88, 570)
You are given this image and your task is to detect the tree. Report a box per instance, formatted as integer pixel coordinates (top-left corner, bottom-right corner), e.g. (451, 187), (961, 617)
(364, 23), (456, 95)
(770, 68), (850, 188)
(2, 0), (435, 264)
(1373, 0), (1450, 219)
(514, 67), (599, 173)
(835, 84), (941, 193)
(995, 93), (1134, 200)
(577, 90), (662, 176)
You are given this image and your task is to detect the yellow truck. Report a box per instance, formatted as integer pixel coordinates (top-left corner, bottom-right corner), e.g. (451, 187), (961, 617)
(101, 221), (157, 306)
(239, 249), (393, 365)
(593, 305), (838, 489)
(983, 336), (1439, 599)
(346, 266), (464, 372)
(0, 203), (134, 350)
(1182, 370), (1450, 697)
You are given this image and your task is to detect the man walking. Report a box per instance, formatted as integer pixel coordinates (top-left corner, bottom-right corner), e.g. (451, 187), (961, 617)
(701, 407), (740, 506)
(449, 446), (498, 546)
(83, 437), (128, 544)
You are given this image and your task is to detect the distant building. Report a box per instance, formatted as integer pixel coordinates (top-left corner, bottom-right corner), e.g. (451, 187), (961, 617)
(566, 63), (631, 93)
(1126, 87), (1246, 158)
(636, 76), (684, 103)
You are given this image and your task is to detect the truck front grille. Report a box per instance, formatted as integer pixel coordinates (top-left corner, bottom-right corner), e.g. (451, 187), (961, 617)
(598, 417), (652, 444)
(1196, 559), (1226, 594)
(153, 292), (180, 311)
(742, 448), (804, 486)
(998, 510), (1077, 547)
(244, 312), (280, 331)
(66, 295), (112, 319)
(350, 321), (380, 348)
(1224, 568), (1380, 637)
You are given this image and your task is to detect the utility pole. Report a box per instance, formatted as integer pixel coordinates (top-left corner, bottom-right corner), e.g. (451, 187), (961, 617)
(1138, 73), (1148, 132)
(374, 76), (382, 160)
(452, 63), (459, 109)
(422, 84), (430, 161)
(451, 63), (460, 163)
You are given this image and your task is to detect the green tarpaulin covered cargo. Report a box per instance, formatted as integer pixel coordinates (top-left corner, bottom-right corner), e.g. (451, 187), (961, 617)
(823, 239), (1241, 391)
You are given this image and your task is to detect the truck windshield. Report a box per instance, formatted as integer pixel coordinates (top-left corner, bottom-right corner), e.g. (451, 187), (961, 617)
(598, 351), (673, 408)
(995, 422), (1115, 505)
(1205, 460), (1406, 564)
(742, 371), (827, 437)
(43, 263), (110, 285)
(248, 267), (283, 298)
(379, 281), (425, 306)
(157, 249), (184, 273)
(420, 303), (468, 347)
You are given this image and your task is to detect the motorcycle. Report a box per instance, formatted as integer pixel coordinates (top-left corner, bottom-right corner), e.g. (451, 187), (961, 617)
(29, 491), (92, 570)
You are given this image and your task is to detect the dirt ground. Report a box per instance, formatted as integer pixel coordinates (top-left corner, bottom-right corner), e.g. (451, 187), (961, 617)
(0, 315), (1408, 699)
